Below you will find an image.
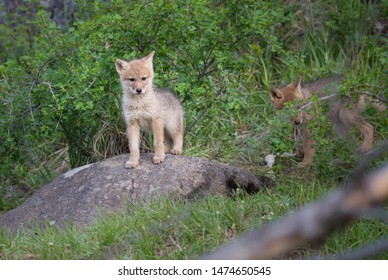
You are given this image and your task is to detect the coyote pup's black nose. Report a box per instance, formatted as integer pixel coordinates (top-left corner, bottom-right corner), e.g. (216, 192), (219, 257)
(294, 120), (301, 125)
(136, 89), (142, 94)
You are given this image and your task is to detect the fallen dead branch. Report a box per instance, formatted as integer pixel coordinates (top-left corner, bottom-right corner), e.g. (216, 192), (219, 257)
(203, 144), (388, 259)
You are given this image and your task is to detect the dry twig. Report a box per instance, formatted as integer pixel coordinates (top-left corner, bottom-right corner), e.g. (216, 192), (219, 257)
(204, 144), (388, 259)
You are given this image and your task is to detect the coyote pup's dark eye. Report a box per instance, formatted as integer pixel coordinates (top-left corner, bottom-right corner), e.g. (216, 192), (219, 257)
(128, 78), (135, 82)
(141, 77), (147, 81)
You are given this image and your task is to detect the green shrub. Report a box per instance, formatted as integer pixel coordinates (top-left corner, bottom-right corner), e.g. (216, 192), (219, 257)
(1, 0), (288, 170)
(0, 0), (386, 203)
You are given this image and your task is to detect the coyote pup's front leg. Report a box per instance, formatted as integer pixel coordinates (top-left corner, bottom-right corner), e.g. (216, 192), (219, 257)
(152, 117), (165, 164)
(125, 120), (141, 168)
(301, 133), (315, 166)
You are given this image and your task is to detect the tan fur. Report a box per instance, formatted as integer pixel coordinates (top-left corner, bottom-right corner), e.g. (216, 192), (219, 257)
(270, 76), (383, 165)
(115, 51), (184, 168)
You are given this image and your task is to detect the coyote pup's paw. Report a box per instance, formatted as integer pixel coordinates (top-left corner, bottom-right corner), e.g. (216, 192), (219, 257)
(170, 148), (182, 155)
(153, 153), (165, 164)
(125, 160), (139, 168)
(298, 160), (311, 167)
(358, 146), (370, 154)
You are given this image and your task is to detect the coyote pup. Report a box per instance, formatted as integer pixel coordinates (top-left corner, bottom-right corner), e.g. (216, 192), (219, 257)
(270, 76), (384, 165)
(115, 51), (184, 168)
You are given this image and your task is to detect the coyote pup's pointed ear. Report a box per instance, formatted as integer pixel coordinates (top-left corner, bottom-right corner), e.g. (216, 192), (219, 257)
(115, 59), (129, 74)
(270, 87), (283, 101)
(270, 87), (285, 110)
(291, 76), (302, 90)
(142, 51), (155, 67)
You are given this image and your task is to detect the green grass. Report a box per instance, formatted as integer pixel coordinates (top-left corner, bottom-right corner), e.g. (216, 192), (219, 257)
(1, 0), (387, 259)
(1, 183), (387, 260)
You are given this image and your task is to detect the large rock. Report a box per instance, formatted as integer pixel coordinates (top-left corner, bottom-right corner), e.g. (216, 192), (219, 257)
(0, 154), (274, 232)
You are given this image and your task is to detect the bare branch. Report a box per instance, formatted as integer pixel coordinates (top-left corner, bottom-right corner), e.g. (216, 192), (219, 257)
(203, 144), (388, 259)
(27, 80), (37, 123)
(298, 90), (387, 112)
(298, 93), (337, 111)
(353, 91), (387, 104)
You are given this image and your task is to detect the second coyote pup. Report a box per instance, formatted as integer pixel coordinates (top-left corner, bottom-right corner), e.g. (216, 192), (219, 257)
(115, 51), (184, 168)
(270, 76), (385, 165)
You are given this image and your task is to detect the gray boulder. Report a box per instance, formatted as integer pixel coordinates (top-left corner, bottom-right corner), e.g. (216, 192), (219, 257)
(0, 154), (274, 232)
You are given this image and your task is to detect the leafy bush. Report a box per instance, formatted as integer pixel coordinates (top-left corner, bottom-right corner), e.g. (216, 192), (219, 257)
(1, 0), (288, 170)
(0, 0), (387, 204)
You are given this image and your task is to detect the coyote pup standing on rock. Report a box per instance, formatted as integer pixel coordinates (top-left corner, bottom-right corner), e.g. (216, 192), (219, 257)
(115, 51), (184, 168)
